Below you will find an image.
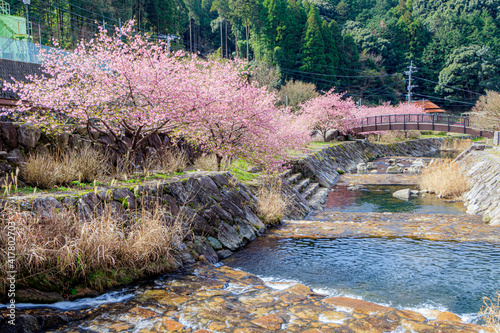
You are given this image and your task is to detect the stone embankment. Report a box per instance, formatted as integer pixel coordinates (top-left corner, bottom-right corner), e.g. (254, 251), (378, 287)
(284, 138), (442, 209)
(459, 151), (500, 225)
(1, 138), (454, 332)
(3, 171), (309, 291)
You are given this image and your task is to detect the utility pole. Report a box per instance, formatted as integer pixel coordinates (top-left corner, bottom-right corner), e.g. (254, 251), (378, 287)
(405, 60), (418, 104)
(189, 13), (192, 53)
(157, 34), (180, 55)
(22, 0), (31, 62)
(22, 0), (30, 41)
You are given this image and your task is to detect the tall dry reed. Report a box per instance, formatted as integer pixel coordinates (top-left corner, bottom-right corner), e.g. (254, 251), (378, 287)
(256, 177), (289, 224)
(144, 149), (188, 175)
(193, 154), (231, 171)
(419, 159), (470, 199)
(20, 146), (108, 188)
(480, 291), (500, 333)
(0, 203), (187, 291)
(441, 139), (473, 152)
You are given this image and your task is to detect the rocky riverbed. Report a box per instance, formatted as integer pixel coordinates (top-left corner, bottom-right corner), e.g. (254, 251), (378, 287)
(4, 263), (492, 333)
(3, 140), (499, 332)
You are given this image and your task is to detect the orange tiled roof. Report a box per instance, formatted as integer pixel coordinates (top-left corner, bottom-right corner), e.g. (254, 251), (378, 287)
(411, 100), (446, 113)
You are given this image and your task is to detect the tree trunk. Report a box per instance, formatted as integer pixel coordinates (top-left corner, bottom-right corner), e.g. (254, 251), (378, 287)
(235, 27), (238, 58)
(220, 18), (223, 58)
(216, 154), (223, 171)
(225, 20), (228, 58)
(189, 14), (192, 53)
(246, 24), (249, 60)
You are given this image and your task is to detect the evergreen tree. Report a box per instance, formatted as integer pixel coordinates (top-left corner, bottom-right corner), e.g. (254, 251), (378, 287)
(321, 21), (339, 75)
(300, 6), (327, 74)
(279, 0), (307, 70)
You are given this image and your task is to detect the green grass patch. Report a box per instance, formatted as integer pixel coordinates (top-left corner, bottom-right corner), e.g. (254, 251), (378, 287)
(230, 167), (259, 182)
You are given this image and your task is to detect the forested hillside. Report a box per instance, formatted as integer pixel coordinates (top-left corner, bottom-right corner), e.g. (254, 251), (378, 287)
(7, 0), (500, 108)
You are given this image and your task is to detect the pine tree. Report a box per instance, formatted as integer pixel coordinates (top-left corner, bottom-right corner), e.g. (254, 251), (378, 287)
(300, 6), (327, 73)
(321, 20), (339, 75)
(261, 0), (287, 51)
(279, 0), (307, 70)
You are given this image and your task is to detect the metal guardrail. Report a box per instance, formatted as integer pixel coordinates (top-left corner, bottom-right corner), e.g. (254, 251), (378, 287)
(354, 113), (495, 138)
(0, 35), (54, 64)
(359, 114), (470, 128)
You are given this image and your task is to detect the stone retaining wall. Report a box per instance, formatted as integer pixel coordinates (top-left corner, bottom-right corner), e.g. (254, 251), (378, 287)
(5, 138), (446, 302)
(459, 152), (500, 225)
(0, 122), (198, 178)
(4, 171), (309, 271)
(293, 138), (443, 188)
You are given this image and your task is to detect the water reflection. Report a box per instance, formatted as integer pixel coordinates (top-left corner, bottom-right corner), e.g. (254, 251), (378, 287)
(224, 237), (500, 317)
(325, 185), (465, 215)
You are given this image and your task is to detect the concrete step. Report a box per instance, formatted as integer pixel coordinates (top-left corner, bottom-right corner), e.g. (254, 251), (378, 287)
(308, 188), (331, 210)
(287, 173), (303, 184)
(302, 182), (320, 200)
(293, 178), (311, 193)
(279, 168), (293, 179)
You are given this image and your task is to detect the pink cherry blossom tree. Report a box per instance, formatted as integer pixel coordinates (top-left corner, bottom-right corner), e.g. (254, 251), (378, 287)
(4, 22), (312, 173)
(297, 89), (357, 141)
(179, 59), (311, 171)
(4, 22), (191, 165)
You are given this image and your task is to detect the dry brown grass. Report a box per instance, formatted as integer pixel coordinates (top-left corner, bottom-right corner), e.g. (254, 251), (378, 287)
(0, 203), (187, 291)
(471, 90), (500, 131)
(256, 177), (289, 225)
(145, 149), (188, 175)
(21, 146), (108, 188)
(441, 139), (473, 152)
(419, 159), (470, 199)
(480, 291), (500, 333)
(193, 154), (231, 171)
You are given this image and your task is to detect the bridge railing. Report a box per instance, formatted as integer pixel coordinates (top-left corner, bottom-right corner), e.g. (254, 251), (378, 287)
(358, 113), (470, 128)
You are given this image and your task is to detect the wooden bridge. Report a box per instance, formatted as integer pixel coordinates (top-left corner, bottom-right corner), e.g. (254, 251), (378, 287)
(352, 114), (495, 138)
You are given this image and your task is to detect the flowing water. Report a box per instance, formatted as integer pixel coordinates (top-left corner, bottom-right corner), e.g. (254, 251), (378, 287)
(324, 185), (465, 215)
(6, 155), (496, 331)
(224, 237), (500, 321)
(224, 182), (496, 322)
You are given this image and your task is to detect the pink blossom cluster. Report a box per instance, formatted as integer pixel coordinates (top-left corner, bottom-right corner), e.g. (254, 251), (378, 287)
(3, 22), (312, 171)
(296, 89), (425, 139)
(297, 89), (358, 141)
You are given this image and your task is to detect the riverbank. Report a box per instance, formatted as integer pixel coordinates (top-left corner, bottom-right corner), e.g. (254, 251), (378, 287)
(0, 138), (443, 304)
(2, 262), (486, 333)
(4, 137), (497, 332)
(459, 150), (500, 225)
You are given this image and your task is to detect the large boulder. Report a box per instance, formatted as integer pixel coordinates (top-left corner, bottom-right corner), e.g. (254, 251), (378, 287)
(7, 149), (24, 165)
(357, 162), (367, 174)
(112, 188), (137, 210)
(393, 189), (411, 200)
(387, 166), (403, 174)
(217, 222), (243, 251)
(17, 124), (41, 148)
(1, 123), (18, 149)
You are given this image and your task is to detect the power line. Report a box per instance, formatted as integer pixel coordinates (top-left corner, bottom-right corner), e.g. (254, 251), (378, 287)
(413, 76), (484, 96)
(280, 67), (398, 79)
(412, 93), (476, 106)
(33, 0), (159, 37)
(274, 57), (388, 73)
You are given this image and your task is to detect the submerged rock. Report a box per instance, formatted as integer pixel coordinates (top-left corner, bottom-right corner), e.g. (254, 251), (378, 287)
(387, 166), (403, 174)
(347, 184), (364, 191)
(393, 189), (411, 200)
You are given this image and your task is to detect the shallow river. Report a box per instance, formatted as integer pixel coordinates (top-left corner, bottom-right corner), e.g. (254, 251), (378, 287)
(224, 237), (500, 321)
